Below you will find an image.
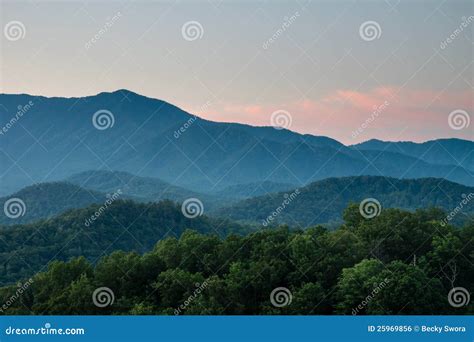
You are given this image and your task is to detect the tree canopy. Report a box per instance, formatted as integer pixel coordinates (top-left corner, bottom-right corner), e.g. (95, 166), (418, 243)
(0, 205), (472, 315)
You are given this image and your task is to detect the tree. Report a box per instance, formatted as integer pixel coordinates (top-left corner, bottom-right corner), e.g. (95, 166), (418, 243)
(335, 259), (385, 315)
(368, 261), (447, 314)
(152, 268), (204, 311)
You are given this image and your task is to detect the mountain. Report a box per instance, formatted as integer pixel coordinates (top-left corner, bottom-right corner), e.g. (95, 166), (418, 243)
(213, 181), (296, 199)
(214, 176), (474, 227)
(66, 170), (222, 208)
(0, 182), (106, 225)
(352, 139), (474, 171)
(1, 171), (291, 227)
(0, 200), (252, 286)
(1, 90), (473, 196)
(349, 149), (473, 183)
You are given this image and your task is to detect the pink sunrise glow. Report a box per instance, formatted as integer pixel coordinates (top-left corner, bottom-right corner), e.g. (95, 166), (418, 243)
(192, 87), (473, 145)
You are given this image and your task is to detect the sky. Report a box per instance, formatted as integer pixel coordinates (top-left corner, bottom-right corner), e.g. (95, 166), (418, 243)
(1, 0), (473, 144)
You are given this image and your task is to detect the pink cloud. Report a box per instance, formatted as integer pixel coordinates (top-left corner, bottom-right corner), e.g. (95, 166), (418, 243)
(323, 86), (397, 111)
(191, 87), (473, 145)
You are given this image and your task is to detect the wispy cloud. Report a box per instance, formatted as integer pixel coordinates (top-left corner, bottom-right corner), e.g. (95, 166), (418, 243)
(192, 87), (473, 144)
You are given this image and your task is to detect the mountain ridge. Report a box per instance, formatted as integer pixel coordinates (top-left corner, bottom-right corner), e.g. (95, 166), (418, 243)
(352, 138), (474, 171)
(0, 182), (107, 225)
(214, 176), (474, 227)
(3, 89), (470, 146)
(1, 90), (472, 195)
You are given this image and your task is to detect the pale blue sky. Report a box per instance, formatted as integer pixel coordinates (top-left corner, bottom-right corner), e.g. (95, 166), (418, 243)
(1, 0), (473, 143)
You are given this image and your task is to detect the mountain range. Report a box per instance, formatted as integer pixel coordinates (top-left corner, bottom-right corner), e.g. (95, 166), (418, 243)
(1, 174), (472, 286)
(353, 138), (473, 170)
(0, 170), (296, 226)
(0, 90), (473, 196)
(67, 170), (224, 208)
(1, 172), (472, 228)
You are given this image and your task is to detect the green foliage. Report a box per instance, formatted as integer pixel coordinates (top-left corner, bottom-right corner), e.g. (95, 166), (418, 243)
(0, 200), (252, 286)
(0, 182), (107, 225)
(0, 206), (471, 315)
(335, 259), (386, 314)
(216, 176), (474, 227)
(367, 261), (446, 314)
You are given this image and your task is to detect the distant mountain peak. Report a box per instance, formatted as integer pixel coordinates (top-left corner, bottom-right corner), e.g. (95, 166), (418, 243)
(97, 89), (142, 98)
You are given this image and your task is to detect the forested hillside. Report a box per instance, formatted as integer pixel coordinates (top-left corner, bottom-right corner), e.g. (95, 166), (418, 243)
(1, 206), (472, 315)
(0, 182), (106, 225)
(0, 200), (251, 286)
(217, 176), (474, 227)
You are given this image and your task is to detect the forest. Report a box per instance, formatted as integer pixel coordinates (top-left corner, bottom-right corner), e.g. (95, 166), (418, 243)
(0, 204), (472, 315)
(0, 200), (251, 285)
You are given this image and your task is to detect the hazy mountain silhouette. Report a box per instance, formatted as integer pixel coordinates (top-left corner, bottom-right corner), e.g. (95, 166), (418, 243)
(352, 138), (474, 171)
(213, 181), (297, 199)
(66, 170), (221, 206)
